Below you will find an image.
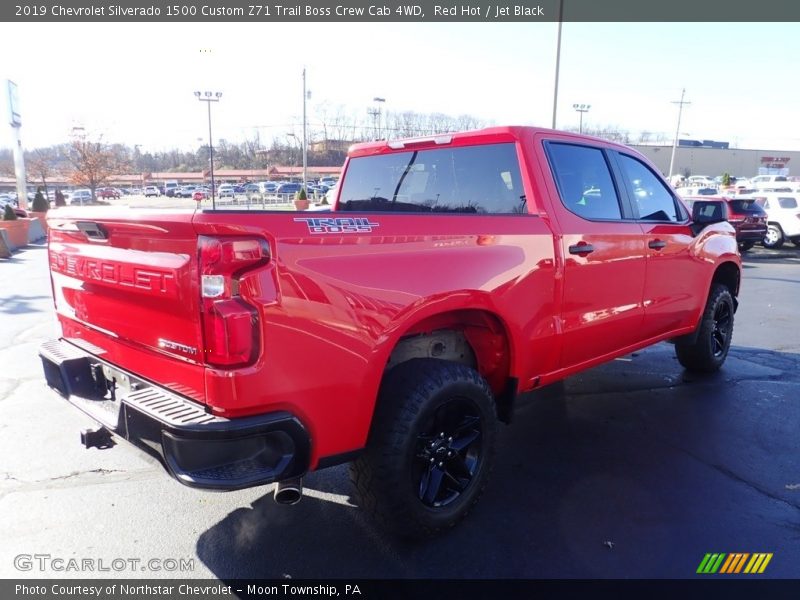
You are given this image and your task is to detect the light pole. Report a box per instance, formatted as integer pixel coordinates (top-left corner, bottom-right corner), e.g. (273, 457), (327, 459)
(302, 68), (311, 194)
(572, 104), (590, 134)
(194, 90), (222, 208)
(373, 97), (386, 139)
(668, 88), (690, 180)
(551, 0), (564, 129)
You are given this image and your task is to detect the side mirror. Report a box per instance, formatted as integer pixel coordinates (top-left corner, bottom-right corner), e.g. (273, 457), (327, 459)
(690, 200), (727, 236)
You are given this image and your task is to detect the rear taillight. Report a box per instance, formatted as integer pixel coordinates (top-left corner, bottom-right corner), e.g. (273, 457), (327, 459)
(728, 212), (745, 224)
(198, 236), (270, 368)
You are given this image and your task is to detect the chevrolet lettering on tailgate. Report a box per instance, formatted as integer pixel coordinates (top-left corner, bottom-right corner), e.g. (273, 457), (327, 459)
(49, 251), (179, 297)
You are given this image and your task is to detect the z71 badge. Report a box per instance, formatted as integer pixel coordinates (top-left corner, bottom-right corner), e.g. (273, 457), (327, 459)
(294, 217), (379, 234)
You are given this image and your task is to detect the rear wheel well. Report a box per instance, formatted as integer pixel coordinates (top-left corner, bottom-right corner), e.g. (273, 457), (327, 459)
(385, 310), (516, 423)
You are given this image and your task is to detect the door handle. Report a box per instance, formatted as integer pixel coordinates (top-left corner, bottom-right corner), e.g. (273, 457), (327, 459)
(648, 239), (667, 250)
(568, 243), (595, 255)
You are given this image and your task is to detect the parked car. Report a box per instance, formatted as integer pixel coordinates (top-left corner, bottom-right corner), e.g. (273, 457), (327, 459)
(319, 177), (338, 187)
(686, 175), (716, 187)
(143, 186), (161, 197)
(257, 181), (279, 195)
(217, 184), (235, 198)
(276, 182), (302, 195)
(97, 187), (120, 199)
(175, 186), (197, 198)
(192, 188), (211, 201)
(677, 186), (718, 198)
(753, 193), (800, 249)
(748, 175), (792, 192)
(164, 182), (180, 197)
(684, 195), (767, 251)
(68, 189), (93, 205)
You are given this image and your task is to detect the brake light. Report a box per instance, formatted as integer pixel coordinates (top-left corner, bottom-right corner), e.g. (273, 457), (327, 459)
(727, 212), (745, 224)
(198, 236), (270, 368)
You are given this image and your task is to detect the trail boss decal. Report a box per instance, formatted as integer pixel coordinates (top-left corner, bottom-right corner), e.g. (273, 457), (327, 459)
(294, 217), (379, 234)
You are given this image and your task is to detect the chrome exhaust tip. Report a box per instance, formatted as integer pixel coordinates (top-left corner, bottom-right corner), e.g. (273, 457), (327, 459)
(273, 477), (303, 505)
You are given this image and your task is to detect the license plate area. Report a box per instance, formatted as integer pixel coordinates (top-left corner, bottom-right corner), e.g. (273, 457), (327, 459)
(39, 341), (151, 430)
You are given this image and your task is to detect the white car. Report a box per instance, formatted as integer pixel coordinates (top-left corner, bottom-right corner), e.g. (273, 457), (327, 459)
(144, 186), (161, 197)
(749, 175), (793, 192)
(676, 186), (717, 198)
(217, 184), (235, 198)
(754, 193), (800, 249)
(686, 175), (716, 187)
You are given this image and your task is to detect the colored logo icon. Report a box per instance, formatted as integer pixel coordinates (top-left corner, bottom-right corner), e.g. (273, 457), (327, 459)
(697, 553), (773, 574)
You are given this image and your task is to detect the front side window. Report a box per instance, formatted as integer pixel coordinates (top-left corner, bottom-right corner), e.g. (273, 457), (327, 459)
(338, 143), (526, 214)
(617, 154), (681, 222)
(545, 143), (622, 220)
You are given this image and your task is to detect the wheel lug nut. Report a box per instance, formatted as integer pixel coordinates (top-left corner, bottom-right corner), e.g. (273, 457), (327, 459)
(447, 437), (453, 442)
(438, 462), (443, 467)
(439, 432), (445, 438)
(430, 457), (435, 463)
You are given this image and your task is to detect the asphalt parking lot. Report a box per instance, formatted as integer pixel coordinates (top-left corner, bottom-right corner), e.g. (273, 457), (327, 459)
(0, 243), (798, 579)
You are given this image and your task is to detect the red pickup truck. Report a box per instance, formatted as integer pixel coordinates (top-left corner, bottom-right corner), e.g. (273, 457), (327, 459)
(40, 127), (741, 538)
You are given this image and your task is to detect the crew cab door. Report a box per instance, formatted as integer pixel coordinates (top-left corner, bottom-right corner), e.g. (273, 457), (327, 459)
(610, 150), (707, 337)
(540, 140), (647, 368)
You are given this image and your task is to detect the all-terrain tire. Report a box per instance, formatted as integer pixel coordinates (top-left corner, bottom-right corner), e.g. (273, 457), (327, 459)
(675, 283), (735, 373)
(350, 359), (497, 539)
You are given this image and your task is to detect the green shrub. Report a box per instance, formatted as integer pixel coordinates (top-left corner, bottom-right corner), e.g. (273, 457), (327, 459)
(295, 187), (308, 201)
(32, 190), (49, 212)
(3, 204), (18, 221)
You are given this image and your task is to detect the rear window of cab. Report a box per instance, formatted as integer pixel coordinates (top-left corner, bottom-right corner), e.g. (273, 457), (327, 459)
(338, 143), (527, 214)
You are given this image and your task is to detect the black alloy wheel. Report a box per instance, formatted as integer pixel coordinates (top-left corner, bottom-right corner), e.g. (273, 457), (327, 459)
(414, 398), (483, 508)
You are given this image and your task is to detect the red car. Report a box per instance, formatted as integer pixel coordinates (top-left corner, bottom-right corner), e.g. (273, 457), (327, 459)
(685, 195), (767, 251)
(97, 188), (120, 199)
(40, 126), (740, 537)
(192, 188), (209, 201)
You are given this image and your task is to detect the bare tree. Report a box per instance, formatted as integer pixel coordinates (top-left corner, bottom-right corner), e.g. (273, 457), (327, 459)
(26, 148), (60, 197)
(66, 133), (126, 200)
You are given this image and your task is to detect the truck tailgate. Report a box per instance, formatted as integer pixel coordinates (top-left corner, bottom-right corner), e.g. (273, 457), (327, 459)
(47, 209), (206, 403)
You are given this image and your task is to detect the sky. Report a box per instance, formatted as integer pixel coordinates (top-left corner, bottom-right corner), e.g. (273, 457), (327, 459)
(1, 21), (799, 153)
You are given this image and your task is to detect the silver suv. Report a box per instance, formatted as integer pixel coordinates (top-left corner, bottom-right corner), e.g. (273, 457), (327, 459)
(68, 189), (93, 205)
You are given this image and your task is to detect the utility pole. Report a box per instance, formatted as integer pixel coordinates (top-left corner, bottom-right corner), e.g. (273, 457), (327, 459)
(551, 0), (564, 129)
(302, 68), (308, 193)
(668, 88), (691, 180)
(372, 97), (386, 139)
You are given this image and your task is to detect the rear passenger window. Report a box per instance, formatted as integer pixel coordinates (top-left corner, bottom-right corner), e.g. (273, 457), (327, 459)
(545, 143), (622, 220)
(617, 154), (682, 222)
